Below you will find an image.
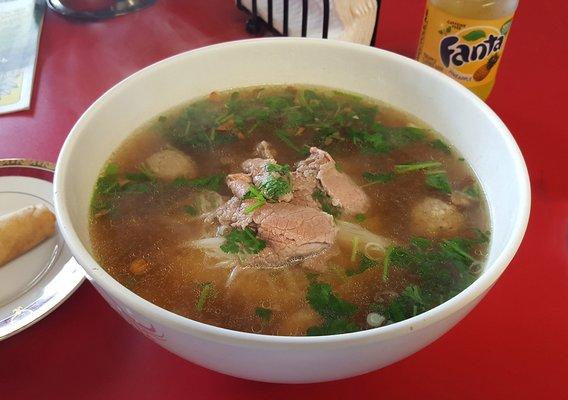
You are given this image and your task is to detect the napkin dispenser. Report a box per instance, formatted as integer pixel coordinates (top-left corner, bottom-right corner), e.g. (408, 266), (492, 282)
(236, 0), (381, 45)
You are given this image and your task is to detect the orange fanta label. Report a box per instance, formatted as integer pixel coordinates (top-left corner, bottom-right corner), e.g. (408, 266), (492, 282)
(417, 1), (515, 100)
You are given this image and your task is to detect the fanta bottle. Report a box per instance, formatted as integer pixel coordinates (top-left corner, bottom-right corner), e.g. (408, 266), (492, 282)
(416, 0), (519, 100)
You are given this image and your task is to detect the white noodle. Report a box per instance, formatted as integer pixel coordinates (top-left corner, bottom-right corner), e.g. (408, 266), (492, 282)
(364, 242), (386, 261)
(336, 220), (392, 259)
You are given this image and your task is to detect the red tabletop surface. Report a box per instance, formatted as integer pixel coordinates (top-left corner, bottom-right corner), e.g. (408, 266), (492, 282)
(1, 1), (567, 398)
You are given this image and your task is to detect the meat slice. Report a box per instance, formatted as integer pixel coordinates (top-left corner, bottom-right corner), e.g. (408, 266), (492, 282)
(318, 166), (369, 215)
(255, 140), (276, 159)
(242, 156), (293, 202)
(206, 196), (254, 232)
(226, 173), (252, 198)
(145, 148), (198, 181)
(241, 157), (275, 187)
(295, 146), (334, 179)
(290, 171), (319, 208)
(295, 147), (369, 215)
(250, 203), (337, 266)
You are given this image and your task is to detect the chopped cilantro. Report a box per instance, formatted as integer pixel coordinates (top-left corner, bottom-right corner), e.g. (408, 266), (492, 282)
(370, 284), (427, 322)
(355, 213), (366, 222)
(312, 188), (341, 217)
(361, 171), (395, 187)
(94, 163), (120, 196)
(274, 130), (310, 156)
(307, 319), (359, 336)
(346, 253), (377, 276)
(425, 170), (452, 194)
(402, 285), (425, 305)
(410, 236), (432, 250)
(173, 174), (225, 192)
(307, 283), (357, 320)
(184, 205), (198, 216)
(92, 164), (157, 216)
(243, 185), (267, 213)
(463, 184), (480, 199)
(255, 307), (273, 321)
(164, 101), (236, 150)
(220, 227), (266, 255)
(440, 238), (477, 265)
(121, 182), (151, 193)
(381, 231), (490, 317)
(258, 176), (291, 200)
(472, 229), (490, 244)
(387, 126), (426, 146)
(431, 139), (451, 154)
(266, 163), (291, 174)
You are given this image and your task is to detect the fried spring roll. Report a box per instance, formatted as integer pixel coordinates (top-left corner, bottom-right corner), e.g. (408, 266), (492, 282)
(0, 204), (56, 267)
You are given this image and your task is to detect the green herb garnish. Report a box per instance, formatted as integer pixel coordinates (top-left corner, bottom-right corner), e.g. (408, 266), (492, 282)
(274, 130), (310, 156)
(307, 319), (359, 336)
(463, 184), (480, 199)
(361, 171), (395, 187)
(312, 188), (342, 218)
(403, 285), (425, 305)
(306, 282), (359, 335)
(184, 205), (198, 216)
(431, 139), (451, 154)
(220, 227), (266, 255)
(243, 186), (267, 213)
(346, 253), (377, 276)
(255, 307), (273, 321)
(425, 170), (452, 194)
(173, 174), (225, 192)
(375, 231), (490, 322)
(258, 176), (292, 200)
(307, 282), (357, 321)
(196, 283), (213, 312)
(382, 245), (395, 282)
(355, 213), (366, 222)
(94, 163), (120, 196)
(394, 161), (442, 174)
(266, 163), (291, 174)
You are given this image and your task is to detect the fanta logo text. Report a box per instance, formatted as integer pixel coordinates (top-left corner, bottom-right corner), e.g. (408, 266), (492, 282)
(440, 34), (504, 68)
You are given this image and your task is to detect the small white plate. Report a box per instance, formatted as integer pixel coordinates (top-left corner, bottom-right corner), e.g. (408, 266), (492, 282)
(0, 159), (84, 340)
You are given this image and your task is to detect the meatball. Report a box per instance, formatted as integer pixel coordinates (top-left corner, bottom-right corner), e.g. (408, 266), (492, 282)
(410, 197), (465, 238)
(145, 148), (198, 181)
(451, 191), (475, 208)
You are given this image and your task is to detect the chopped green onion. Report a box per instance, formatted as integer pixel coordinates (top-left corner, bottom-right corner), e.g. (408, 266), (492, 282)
(382, 245), (395, 282)
(350, 237), (360, 262)
(196, 283), (213, 312)
(355, 213), (366, 222)
(394, 161), (442, 174)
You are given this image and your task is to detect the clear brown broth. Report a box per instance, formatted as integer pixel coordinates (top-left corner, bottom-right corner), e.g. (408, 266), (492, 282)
(89, 85), (489, 336)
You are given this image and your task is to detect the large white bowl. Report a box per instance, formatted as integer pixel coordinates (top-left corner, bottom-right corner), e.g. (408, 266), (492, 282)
(54, 38), (530, 383)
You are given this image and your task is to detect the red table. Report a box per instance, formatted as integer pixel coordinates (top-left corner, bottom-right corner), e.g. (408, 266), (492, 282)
(1, 1), (567, 398)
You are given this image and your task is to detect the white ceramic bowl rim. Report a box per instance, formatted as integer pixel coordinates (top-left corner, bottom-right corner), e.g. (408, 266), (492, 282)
(54, 38), (530, 349)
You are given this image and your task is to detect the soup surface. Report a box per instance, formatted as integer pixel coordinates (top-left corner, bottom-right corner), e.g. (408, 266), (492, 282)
(89, 86), (490, 336)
